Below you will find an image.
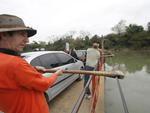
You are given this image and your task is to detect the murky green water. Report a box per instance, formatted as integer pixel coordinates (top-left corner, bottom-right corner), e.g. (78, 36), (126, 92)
(105, 51), (150, 113)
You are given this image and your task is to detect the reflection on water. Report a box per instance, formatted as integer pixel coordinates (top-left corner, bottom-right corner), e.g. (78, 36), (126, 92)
(105, 51), (150, 113)
(106, 51), (150, 74)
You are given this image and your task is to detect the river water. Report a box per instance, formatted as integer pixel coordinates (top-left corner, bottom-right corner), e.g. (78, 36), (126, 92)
(105, 51), (150, 113)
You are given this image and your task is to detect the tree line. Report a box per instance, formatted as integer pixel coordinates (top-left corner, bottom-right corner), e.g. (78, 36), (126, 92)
(24, 20), (150, 52)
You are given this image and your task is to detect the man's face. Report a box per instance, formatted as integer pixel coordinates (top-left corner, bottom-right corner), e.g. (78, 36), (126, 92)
(5, 31), (29, 51)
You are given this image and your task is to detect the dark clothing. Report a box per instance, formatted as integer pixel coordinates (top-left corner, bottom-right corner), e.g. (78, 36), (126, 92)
(0, 48), (20, 56)
(84, 65), (95, 95)
(70, 50), (79, 59)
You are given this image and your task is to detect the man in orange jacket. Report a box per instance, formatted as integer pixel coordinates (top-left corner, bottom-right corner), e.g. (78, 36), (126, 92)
(0, 14), (62, 113)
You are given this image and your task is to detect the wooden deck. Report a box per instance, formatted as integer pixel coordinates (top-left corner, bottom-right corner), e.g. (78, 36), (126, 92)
(50, 77), (105, 113)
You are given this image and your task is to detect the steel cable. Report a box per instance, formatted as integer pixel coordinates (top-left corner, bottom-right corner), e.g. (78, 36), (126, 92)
(116, 78), (129, 113)
(109, 56), (129, 113)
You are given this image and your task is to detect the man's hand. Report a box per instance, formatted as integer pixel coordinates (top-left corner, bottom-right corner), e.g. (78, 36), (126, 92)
(35, 66), (46, 72)
(55, 69), (63, 76)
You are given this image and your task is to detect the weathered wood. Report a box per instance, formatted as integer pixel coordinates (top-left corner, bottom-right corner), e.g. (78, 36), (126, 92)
(44, 69), (124, 79)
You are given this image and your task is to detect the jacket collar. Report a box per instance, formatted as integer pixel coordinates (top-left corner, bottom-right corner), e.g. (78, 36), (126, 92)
(0, 48), (20, 56)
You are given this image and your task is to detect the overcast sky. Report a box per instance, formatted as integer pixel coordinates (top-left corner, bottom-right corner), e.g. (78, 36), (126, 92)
(0, 0), (150, 42)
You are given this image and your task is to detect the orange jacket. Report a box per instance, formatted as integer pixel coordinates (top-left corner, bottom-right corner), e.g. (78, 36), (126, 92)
(0, 53), (58, 113)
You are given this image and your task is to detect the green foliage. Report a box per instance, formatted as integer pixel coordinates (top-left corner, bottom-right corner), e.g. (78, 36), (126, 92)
(126, 24), (144, 34)
(24, 22), (150, 52)
(104, 23), (150, 50)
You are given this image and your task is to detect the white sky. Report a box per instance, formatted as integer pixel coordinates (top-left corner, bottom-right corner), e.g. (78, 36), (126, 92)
(0, 0), (150, 42)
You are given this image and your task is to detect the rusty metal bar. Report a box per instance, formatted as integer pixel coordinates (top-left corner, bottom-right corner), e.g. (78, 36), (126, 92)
(91, 76), (100, 113)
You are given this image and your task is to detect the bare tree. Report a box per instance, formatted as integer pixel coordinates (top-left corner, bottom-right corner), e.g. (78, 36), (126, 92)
(79, 30), (91, 38)
(147, 22), (150, 32)
(112, 20), (126, 35)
